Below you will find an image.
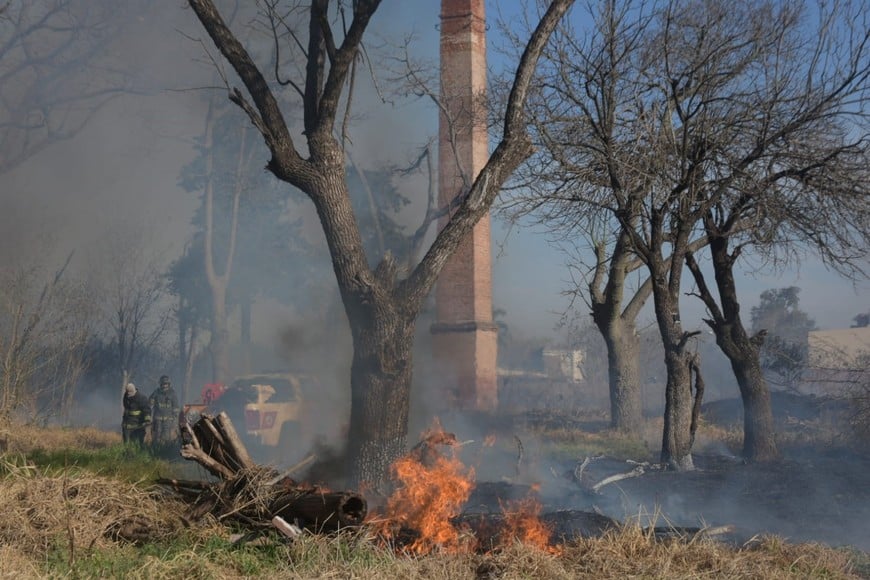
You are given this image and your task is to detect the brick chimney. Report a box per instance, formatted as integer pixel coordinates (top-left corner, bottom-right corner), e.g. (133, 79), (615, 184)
(431, 0), (498, 411)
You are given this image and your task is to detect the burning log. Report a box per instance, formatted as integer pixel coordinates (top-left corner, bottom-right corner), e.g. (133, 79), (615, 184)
(162, 413), (367, 535)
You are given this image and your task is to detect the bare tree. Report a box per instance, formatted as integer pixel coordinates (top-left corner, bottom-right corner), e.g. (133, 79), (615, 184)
(91, 225), (172, 391)
(200, 99), (249, 385)
(501, 1), (708, 436)
(0, 0), (145, 175)
(675, 0), (868, 462)
(507, 0), (868, 469)
(185, 0), (575, 487)
(0, 252), (94, 423)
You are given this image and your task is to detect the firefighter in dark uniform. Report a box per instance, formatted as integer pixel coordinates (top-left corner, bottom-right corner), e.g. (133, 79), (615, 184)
(122, 382), (151, 446)
(149, 375), (179, 452)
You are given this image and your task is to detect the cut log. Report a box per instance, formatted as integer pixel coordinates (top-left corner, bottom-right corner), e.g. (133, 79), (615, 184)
(214, 411), (255, 471)
(180, 446), (235, 479)
(272, 516), (302, 539)
(271, 489), (367, 531)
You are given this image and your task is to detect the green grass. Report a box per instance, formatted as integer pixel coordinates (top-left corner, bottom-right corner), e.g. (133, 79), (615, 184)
(533, 427), (652, 462)
(25, 443), (187, 482)
(39, 530), (400, 579)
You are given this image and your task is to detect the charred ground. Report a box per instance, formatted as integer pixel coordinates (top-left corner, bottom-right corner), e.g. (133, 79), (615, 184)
(425, 394), (870, 554)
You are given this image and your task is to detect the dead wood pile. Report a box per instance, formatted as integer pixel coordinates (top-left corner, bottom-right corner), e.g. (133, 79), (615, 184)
(160, 412), (366, 534)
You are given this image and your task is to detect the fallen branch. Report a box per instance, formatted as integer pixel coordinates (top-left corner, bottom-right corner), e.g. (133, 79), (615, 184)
(272, 515), (303, 539)
(591, 465), (646, 493)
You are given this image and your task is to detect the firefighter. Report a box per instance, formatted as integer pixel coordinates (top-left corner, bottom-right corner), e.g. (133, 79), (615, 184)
(149, 375), (179, 451)
(122, 382), (151, 446)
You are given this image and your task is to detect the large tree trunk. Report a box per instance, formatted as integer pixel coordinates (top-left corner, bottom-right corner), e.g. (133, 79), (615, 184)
(704, 237), (778, 462)
(346, 308), (415, 491)
(648, 224), (697, 471)
(730, 353), (777, 461)
(601, 319), (642, 432)
(589, 234), (647, 434)
(660, 348), (695, 470)
(309, 173), (419, 492)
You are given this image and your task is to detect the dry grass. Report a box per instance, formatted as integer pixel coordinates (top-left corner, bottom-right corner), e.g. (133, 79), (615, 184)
(0, 423), (866, 579)
(0, 546), (42, 580)
(0, 457), (859, 580)
(0, 454), (184, 558)
(1, 423), (121, 455)
(561, 524), (857, 579)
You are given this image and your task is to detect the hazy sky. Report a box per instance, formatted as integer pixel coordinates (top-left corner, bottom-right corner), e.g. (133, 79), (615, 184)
(1, 0), (866, 352)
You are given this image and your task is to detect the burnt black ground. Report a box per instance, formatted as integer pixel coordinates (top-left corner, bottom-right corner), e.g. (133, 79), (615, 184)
(580, 452), (870, 551)
(463, 450), (870, 551)
(440, 406), (870, 553)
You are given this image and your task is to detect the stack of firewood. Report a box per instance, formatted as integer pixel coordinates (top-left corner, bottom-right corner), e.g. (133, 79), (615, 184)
(159, 412), (366, 535)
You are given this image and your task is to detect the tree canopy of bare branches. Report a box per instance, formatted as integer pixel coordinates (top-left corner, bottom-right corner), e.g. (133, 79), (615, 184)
(0, 252), (94, 423)
(0, 0), (148, 175)
(503, 0), (868, 468)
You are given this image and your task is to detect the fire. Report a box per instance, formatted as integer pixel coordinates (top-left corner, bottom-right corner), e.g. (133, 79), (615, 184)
(499, 496), (559, 554)
(384, 453), (475, 553)
(377, 421), (475, 554)
(371, 420), (560, 555)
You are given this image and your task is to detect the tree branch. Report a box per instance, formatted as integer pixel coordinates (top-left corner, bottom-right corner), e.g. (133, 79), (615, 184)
(187, 0), (305, 182)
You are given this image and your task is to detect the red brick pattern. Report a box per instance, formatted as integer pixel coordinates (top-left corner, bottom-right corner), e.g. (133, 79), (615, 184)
(433, 0), (498, 411)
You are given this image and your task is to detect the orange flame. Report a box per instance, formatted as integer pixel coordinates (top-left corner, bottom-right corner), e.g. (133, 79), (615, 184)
(371, 420), (561, 555)
(383, 453), (475, 553)
(375, 421), (476, 554)
(499, 496), (560, 554)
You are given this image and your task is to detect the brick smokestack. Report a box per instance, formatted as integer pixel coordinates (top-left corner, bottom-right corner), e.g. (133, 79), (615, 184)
(431, 0), (498, 411)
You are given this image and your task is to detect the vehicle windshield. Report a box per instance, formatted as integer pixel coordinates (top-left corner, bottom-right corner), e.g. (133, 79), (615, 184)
(231, 376), (298, 402)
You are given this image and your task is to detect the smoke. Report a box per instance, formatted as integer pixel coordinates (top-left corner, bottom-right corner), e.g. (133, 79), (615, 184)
(1, 0), (867, 554)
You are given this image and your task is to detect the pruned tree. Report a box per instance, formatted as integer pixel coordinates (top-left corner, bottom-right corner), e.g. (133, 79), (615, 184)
(184, 0), (575, 487)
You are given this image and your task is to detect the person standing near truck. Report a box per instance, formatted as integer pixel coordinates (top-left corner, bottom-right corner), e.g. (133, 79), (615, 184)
(149, 375), (179, 453)
(122, 382), (151, 446)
